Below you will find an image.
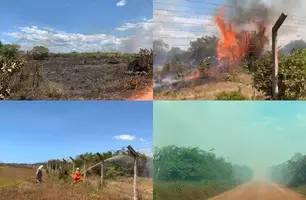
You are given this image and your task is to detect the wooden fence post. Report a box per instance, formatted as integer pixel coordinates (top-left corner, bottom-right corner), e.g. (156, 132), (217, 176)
(80, 155), (86, 182)
(70, 157), (75, 177)
(127, 145), (139, 200)
(272, 13), (287, 100)
(97, 153), (104, 187)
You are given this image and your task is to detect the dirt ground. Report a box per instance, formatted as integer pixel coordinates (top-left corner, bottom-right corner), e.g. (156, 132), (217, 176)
(154, 73), (264, 100)
(209, 181), (306, 200)
(0, 166), (152, 200)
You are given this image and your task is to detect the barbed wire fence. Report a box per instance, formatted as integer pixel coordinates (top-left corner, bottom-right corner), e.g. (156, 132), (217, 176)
(0, 146), (152, 200)
(153, 0), (306, 49)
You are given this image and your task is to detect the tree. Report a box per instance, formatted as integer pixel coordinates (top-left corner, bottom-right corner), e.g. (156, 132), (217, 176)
(188, 36), (218, 65)
(30, 46), (49, 60)
(0, 44), (21, 59)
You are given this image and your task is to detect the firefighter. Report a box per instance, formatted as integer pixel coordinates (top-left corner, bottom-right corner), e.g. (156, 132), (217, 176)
(36, 165), (44, 183)
(73, 167), (83, 183)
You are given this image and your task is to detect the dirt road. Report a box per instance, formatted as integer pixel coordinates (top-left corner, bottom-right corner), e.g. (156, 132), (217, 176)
(135, 90), (153, 100)
(209, 181), (306, 200)
(126, 84), (153, 100)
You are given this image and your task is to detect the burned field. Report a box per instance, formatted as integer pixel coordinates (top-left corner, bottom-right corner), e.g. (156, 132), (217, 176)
(0, 46), (153, 100)
(40, 51), (152, 100)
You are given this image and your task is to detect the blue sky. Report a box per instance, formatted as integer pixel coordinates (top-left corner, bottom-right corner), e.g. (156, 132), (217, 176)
(0, 101), (152, 163)
(154, 101), (306, 179)
(0, 0), (152, 52)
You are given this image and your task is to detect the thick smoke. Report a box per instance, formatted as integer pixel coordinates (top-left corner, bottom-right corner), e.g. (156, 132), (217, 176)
(227, 0), (304, 39)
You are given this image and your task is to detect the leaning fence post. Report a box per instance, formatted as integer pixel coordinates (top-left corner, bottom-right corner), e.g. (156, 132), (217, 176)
(272, 13), (287, 100)
(70, 157), (75, 177)
(127, 145), (139, 200)
(97, 153), (104, 187)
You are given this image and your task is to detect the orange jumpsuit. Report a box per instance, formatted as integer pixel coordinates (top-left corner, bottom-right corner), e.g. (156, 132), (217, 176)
(73, 171), (83, 183)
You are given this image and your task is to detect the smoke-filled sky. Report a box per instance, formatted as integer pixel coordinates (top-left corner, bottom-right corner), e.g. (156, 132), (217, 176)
(0, 0), (152, 53)
(154, 0), (306, 50)
(154, 101), (306, 179)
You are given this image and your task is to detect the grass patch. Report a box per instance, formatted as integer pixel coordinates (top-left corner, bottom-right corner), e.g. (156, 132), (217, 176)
(153, 180), (235, 200)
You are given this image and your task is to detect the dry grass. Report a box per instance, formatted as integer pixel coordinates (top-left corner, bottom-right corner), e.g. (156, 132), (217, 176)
(0, 166), (152, 200)
(153, 180), (235, 200)
(154, 73), (265, 100)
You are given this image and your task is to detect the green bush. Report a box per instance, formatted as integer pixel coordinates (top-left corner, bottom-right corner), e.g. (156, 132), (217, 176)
(30, 46), (49, 60)
(215, 89), (249, 100)
(127, 48), (153, 74)
(251, 50), (306, 100)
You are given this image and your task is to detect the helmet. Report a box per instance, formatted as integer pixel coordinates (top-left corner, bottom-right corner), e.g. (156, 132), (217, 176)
(76, 168), (80, 171)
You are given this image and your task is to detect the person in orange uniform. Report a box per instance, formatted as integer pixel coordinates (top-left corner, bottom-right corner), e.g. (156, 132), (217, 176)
(73, 168), (83, 183)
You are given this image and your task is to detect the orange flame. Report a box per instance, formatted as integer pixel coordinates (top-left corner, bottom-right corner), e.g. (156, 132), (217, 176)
(215, 9), (249, 72)
(183, 9), (268, 82)
(184, 68), (200, 81)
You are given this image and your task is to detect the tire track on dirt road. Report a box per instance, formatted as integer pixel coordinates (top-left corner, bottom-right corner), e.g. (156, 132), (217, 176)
(209, 181), (306, 200)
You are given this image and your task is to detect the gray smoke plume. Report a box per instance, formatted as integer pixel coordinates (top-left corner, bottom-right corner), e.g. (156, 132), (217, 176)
(225, 0), (306, 50)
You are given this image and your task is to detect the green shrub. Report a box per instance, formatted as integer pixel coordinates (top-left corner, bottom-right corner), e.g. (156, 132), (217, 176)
(251, 50), (306, 100)
(215, 89), (249, 100)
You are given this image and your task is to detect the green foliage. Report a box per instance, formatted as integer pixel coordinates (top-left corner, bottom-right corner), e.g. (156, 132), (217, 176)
(153, 145), (253, 200)
(30, 46), (49, 60)
(251, 50), (306, 100)
(188, 36), (218, 65)
(268, 153), (306, 187)
(153, 145), (252, 183)
(127, 48), (153, 74)
(215, 88), (249, 100)
(0, 43), (28, 99)
(48, 147), (151, 179)
(0, 44), (21, 60)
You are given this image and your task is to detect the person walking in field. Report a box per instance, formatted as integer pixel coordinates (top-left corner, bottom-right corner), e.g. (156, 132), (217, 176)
(36, 165), (44, 183)
(73, 167), (83, 183)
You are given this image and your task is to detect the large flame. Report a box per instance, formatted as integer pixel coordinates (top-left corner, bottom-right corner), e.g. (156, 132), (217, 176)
(183, 8), (268, 81)
(215, 10), (250, 72)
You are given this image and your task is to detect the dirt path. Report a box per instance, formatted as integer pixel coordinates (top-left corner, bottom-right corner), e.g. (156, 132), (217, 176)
(209, 181), (306, 200)
(126, 84), (153, 101)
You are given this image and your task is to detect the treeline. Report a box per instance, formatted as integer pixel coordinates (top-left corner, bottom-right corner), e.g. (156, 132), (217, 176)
(153, 145), (253, 185)
(268, 153), (306, 187)
(46, 147), (152, 179)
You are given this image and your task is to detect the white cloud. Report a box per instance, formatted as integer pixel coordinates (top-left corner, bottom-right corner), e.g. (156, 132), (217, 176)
(139, 138), (146, 142)
(116, 0), (127, 7)
(113, 134), (136, 140)
(116, 19), (153, 31)
(5, 18), (152, 53)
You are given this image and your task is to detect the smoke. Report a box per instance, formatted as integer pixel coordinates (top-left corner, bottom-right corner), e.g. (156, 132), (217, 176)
(120, 22), (153, 53)
(228, 0), (303, 21)
(227, 0), (306, 43)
